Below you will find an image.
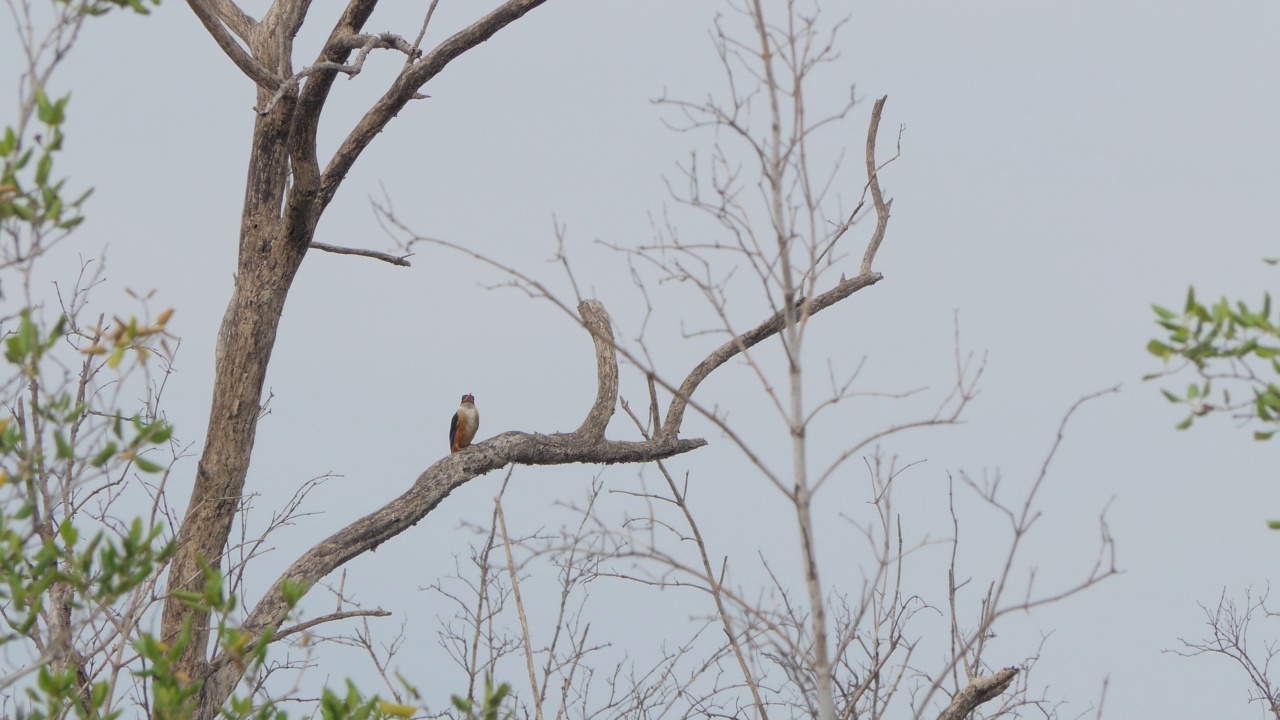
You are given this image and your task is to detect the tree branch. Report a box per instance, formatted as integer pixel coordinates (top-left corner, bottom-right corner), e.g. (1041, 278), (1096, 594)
(256, 33), (422, 116)
(203, 0), (255, 40)
(185, 0), (279, 91)
(308, 242), (411, 266)
(575, 300), (617, 439)
(661, 270), (882, 438)
(281, 0), (384, 246)
(936, 667), (1019, 720)
(318, 0), (550, 212)
(275, 608), (392, 641)
(860, 95), (891, 276)
(194, 300), (704, 715)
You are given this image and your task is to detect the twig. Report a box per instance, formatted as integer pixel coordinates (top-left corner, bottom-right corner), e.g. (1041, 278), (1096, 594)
(256, 32), (423, 116)
(410, 0), (443, 56)
(309, 241), (412, 267)
(496, 495), (544, 720)
(275, 608), (392, 641)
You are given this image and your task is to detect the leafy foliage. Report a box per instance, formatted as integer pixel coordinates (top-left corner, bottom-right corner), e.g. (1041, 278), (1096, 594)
(1147, 284), (1280, 440)
(450, 677), (514, 720)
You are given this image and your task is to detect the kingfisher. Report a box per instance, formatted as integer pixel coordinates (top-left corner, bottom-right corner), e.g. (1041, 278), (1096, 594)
(449, 394), (479, 453)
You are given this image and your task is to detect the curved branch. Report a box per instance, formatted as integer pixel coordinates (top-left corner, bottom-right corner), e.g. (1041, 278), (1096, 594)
(661, 270), (882, 438)
(197, 435), (703, 712)
(193, 300), (704, 715)
(860, 95), (891, 276)
(575, 300), (618, 439)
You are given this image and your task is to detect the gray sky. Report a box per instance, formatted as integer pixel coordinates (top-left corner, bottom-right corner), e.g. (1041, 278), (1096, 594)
(6, 0), (1280, 717)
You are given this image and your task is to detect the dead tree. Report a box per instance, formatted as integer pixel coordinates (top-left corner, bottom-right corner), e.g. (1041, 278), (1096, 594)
(160, 2), (905, 718)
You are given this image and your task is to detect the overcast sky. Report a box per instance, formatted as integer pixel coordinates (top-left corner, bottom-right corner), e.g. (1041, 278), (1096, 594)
(6, 0), (1280, 717)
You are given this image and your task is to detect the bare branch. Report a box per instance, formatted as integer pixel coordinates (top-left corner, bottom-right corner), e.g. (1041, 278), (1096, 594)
(318, 0), (550, 212)
(859, 95), (891, 275)
(409, 0), (443, 56)
(185, 0), (279, 91)
(256, 32), (422, 116)
(936, 667), (1020, 720)
(275, 609), (392, 641)
(193, 300), (704, 715)
(496, 495), (545, 720)
(308, 241), (411, 266)
(661, 270), (882, 438)
(575, 300), (618, 440)
(200, 0), (255, 40)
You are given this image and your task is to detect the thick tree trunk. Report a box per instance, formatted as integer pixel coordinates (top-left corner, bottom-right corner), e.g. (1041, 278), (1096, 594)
(160, 4), (549, 711)
(159, 22), (308, 683)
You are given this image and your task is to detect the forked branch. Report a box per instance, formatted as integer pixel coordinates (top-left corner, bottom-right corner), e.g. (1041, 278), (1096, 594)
(661, 270), (882, 438)
(663, 95), (894, 438)
(193, 300), (703, 716)
(318, 0), (550, 212)
(185, 0), (279, 91)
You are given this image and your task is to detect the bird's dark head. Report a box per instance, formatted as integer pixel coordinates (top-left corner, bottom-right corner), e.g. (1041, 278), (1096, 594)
(461, 394), (475, 404)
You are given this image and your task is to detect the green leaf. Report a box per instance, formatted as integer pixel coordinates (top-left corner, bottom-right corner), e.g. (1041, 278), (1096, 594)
(53, 430), (72, 460)
(5, 334), (27, 365)
(1255, 430), (1276, 441)
(1176, 416), (1193, 430)
(281, 578), (308, 608)
(131, 456), (163, 473)
(48, 94), (68, 126)
(149, 422), (173, 444)
(1147, 340), (1173, 359)
(1263, 387), (1280, 411)
(35, 87), (53, 124)
(35, 153), (52, 187)
(107, 345), (124, 369)
(1214, 300), (1231, 324)
(59, 519), (78, 548)
(1235, 338), (1260, 357)
(89, 442), (117, 467)
(1152, 304), (1177, 320)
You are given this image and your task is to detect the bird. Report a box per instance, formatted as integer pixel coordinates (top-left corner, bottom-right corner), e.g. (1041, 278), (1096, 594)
(449, 394), (479, 453)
